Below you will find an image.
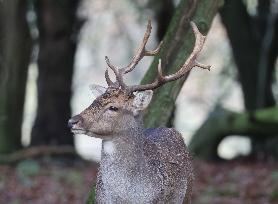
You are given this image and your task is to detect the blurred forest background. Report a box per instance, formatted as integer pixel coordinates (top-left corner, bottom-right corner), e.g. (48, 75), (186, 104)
(0, 0), (278, 203)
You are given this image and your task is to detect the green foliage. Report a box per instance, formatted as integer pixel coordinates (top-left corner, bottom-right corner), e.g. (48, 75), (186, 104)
(203, 184), (239, 197)
(16, 159), (40, 186)
(271, 171), (278, 181)
(0, 174), (5, 191)
(52, 169), (84, 187)
(65, 170), (84, 187)
(86, 185), (96, 204)
(9, 199), (21, 204)
(271, 189), (278, 201)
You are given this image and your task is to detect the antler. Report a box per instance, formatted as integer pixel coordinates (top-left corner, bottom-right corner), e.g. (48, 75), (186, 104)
(104, 21), (210, 94)
(127, 22), (210, 93)
(122, 20), (162, 74)
(104, 19), (162, 89)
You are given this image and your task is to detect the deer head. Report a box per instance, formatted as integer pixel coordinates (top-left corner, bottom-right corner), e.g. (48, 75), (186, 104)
(68, 20), (210, 139)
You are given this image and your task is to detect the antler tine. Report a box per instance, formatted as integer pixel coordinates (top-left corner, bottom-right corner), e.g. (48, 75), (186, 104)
(182, 22), (211, 71)
(122, 20), (163, 75)
(105, 69), (118, 87)
(127, 22), (210, 93)
(105, 56), (127, 89)
(105, 69), (112, 86)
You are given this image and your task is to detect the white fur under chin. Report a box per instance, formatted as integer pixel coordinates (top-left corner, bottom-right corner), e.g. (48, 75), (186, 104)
(103, 141), (115, 155)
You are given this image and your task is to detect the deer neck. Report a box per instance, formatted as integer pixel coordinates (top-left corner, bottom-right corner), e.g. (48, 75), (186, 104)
(101, 120), (145, 162)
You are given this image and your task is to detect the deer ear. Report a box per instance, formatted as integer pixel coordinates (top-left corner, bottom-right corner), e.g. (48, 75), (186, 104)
(89, 84), (107, 98)
(132, 90), (153, 115)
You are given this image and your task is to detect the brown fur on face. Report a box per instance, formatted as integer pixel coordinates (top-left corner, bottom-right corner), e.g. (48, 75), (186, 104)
(70, 88), (137, 138)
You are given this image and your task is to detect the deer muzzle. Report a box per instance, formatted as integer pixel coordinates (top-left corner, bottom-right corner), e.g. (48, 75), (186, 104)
(68, 115), (86, 134)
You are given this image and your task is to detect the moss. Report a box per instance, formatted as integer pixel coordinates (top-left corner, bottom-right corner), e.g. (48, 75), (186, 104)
(142, 0), (222, 128)
(189, 106), (278, 160)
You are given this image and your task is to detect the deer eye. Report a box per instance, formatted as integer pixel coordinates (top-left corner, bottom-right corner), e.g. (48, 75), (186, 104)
(108, 106), (118, 111)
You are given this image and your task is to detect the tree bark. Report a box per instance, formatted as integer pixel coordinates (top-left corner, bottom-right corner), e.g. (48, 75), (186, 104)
(31, 0), (82, 146)
(142, 0), (224, 128)
(0, 0), (31, 153)
(189, 106), (278, 160)
(147, 0), (176, 126)
(219, 0), (276, 111)
(148, 0), (175, 41)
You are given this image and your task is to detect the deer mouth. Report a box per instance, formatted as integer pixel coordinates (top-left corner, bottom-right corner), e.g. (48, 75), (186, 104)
(71, 128), (86, 135)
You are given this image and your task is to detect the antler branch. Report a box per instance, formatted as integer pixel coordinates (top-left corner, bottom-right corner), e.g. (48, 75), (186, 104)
(105, 56), (126, 89)
(105, 69), (119, 87)
(121, 20), (163, 74)
(127, 22), (210, 93)
(103, 20), (210, 94)
(104, 20), (163, 88)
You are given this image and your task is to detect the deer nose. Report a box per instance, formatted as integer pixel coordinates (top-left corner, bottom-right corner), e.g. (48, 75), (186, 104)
(68, 115), (82, 128)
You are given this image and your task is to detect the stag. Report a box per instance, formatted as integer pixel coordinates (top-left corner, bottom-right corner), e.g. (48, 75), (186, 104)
(68, 20), (210, 204)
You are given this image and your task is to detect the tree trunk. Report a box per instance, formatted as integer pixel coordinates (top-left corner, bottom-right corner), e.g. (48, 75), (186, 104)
(0, 0), (31, 153)
(31, 0), (82, 146)
(219, 0), (278, 157)
(148, 0), (175, 41)
(142, 0), (223, 128)
(219, 0), (276, 110)
(148, 0), (176, 127)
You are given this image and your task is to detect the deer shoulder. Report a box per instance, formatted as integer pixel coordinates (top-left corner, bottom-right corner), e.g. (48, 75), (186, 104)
(143, 127), (194, 200)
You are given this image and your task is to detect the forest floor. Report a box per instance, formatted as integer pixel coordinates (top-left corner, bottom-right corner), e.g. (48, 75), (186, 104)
(0, 158), (277, 204)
